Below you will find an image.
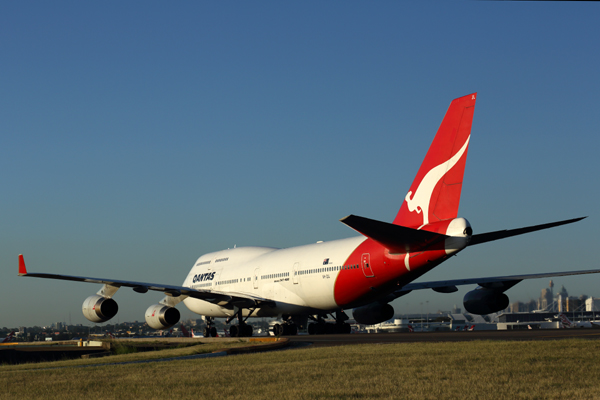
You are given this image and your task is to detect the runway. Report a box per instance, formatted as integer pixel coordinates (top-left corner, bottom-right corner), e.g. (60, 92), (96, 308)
(287, 328), (600, 347)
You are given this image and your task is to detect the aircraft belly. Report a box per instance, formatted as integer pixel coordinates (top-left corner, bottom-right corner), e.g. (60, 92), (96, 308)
(182, 296), (317, 318)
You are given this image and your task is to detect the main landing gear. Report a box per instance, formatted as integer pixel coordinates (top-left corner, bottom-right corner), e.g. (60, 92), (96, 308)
(226, 306), (255, 337)
(202, 316), (218, 337)
(307, 311), (352, 335)
(272, 314), (300, 336)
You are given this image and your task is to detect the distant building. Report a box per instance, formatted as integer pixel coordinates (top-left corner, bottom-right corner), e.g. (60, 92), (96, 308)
(557, 294), (566, 312)
(509, 302), (521, 313)
(540, 288), (553, 311)
(566, 297), (583, 312)
(558, 285), (569, 299)
(509, 301), (529, 313)
(525, 300), (538, 312)
(585, 298), (600, 312)
(514, 300), (538, 313)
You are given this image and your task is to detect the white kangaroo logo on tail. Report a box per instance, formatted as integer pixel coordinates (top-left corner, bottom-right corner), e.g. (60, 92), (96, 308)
(405, 135), (470, 228)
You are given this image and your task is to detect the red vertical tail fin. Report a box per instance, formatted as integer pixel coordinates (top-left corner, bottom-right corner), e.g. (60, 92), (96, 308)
(394, 93), (477, 228)
(180, 325), (191, 337)
(558, 313), (572, 328)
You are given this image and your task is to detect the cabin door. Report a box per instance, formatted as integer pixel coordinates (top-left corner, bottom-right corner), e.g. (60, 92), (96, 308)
(361, 253), (375, 278)
(293, 262), (300, 284)
(254, 267), (260, 289)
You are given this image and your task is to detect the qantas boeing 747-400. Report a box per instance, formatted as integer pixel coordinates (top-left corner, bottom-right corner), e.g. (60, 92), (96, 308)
(18, 93), (600, 337)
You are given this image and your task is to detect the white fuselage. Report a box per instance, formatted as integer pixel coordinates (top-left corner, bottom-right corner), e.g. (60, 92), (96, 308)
(182, 236), (366, 318)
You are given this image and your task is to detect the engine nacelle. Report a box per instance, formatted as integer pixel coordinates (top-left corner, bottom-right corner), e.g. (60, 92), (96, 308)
(145, 304), (180, 330)
(353, 303), (394, 325)
(82, 295), (118, 323)
(463, 288), (509, 315)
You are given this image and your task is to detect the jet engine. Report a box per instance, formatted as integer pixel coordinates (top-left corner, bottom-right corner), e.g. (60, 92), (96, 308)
(82, 295), (118, 323)
(145, 304), (180, 330)
(463, 288), (509, 315)
(353, 303), (394, 325)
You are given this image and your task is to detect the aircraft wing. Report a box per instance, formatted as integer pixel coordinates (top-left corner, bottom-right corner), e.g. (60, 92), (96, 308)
(396, 268), (600, 295)
(17, 255), (274, 308)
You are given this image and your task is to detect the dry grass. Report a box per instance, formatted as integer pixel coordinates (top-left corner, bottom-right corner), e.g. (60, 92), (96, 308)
(0, 339), (253, 371)
(1, 339), (600, 399)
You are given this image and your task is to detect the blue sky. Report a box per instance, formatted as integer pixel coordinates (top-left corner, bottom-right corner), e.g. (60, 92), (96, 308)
(1, 2), (599, 328)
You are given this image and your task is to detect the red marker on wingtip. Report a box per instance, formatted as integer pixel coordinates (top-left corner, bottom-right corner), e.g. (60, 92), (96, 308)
(18, 255), (27, 275)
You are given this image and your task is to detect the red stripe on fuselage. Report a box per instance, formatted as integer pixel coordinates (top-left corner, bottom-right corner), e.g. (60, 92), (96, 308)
(333, 224), (454, 308)
(333, 238), (388, 308)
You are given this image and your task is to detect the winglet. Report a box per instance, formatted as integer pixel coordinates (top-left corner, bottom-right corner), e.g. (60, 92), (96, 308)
(18, 255), (27, 276)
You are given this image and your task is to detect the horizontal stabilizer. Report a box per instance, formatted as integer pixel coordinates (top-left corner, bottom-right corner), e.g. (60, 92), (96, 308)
(340, 214), (448, 254)
(469, 217), (586, 246)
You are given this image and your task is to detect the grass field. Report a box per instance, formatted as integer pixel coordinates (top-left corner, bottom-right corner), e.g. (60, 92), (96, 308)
(0, 339), (259, 370)
(1, 338), (599, 399)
